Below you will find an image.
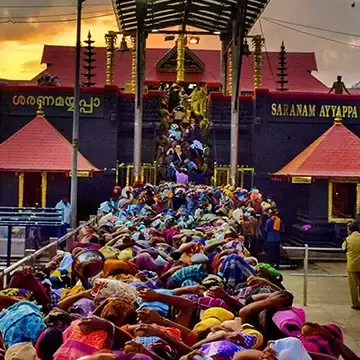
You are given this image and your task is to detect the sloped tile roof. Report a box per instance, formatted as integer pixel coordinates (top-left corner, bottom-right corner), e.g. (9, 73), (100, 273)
(28, 45), (327, 92)
(0, 115), (99, 172)
(273, 121), (360, 179)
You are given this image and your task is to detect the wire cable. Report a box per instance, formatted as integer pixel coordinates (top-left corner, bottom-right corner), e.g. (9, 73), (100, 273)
(0, 13), (114, 24)
(0, 9), (111, 19)
(258, 19), (277, 87)
(0, 3), (111, 8)
(263, 18), (360, 49)
(263, 16), (360, 38)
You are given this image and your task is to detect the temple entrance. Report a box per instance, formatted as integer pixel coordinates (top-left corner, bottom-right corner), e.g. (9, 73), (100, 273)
(23, 172), (42, 207)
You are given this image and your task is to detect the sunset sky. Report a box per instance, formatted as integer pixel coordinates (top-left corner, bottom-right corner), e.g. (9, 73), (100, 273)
(1, 0), (360, 86)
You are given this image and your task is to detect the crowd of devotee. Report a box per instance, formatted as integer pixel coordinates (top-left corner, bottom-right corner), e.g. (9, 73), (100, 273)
(156, 83), (211, 184)
(0, 182), (358, 360)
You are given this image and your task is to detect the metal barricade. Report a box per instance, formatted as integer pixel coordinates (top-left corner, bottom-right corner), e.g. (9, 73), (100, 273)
(0, 215), (98, 288)
(125, 162), (157, 186)
(213, 163), (230, 186)
(282, 245), (346, 306)
(213, 163), (255, 187)
(236, 166), (255, 189)
(0, 207), (63, 267)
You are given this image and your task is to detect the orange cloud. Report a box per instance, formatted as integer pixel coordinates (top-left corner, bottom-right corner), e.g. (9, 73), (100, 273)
(0, 15), (221, 80)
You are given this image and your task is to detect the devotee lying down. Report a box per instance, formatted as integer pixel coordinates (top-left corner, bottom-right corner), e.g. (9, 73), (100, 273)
(0, 183), (357, 360)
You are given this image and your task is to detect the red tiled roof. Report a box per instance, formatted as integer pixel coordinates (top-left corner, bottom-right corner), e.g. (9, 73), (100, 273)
(0, 115), (99, 172)
(273, 121), (360, 179)
(27, 45), (327, 92)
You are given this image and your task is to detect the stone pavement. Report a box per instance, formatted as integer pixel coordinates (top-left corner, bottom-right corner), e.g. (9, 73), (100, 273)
(282, 262), (360, 353)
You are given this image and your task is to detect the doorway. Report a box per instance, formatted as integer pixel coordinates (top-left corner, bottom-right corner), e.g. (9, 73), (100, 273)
(23, 172), (42, 207)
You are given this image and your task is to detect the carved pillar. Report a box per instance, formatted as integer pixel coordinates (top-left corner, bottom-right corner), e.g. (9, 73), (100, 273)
(41, 171), (47, 208)
(131, 36), (136, 93)
(18, 173), (24, 207)
(105, 31), (117, 85)
(221, 38), (229, 95)
(176, 33), (186, 83)
(252, 35), (264, 90)
(228, 48), (232, 95)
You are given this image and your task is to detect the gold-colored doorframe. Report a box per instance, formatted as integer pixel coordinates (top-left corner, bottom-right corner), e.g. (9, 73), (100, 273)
(17, 172), (24, 207)
(17, 171), (47, 208)
(328, 179), (360, 223)
(213, 163), (255, 187)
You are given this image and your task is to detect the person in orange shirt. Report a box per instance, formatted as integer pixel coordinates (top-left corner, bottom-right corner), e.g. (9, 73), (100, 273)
(265, 208), (284, 269)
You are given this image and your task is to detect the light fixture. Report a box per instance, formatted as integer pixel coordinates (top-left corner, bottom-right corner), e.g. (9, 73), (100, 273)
(189, 36), (200, 44)
(152, 29), (160, 33)
(118, 36), (130, 52)
(213, 31), (221, 35)
(164, 35), (175, 41)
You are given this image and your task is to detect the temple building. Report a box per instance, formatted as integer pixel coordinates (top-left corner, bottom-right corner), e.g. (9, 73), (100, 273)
(6, 44), (328, 93)
(0, 104), (99, 209)
(1, 40), (360, 246)
(272, 116), (360, 246)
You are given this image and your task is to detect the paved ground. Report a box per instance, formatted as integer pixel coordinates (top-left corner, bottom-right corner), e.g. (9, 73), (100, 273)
(282, 262), (360, 353)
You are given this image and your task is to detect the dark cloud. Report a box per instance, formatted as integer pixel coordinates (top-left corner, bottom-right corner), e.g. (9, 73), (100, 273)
(0, 0), (112, 42)
(2, 0), (360, 85)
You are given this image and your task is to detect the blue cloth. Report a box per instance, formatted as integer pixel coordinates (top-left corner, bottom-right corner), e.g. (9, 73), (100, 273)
(265, 218), (284, 242)
(0, 301), (46, 347)
(136, 336), (161, 348)
(110, 197), (122, 209)
(192, 238), (206, 245)
(58, 252), (73, 272)
(137, 289), (174, 316)
(182, 280), (199, 287)
(169, 264), (207, 287)
(220, 254), (256, 288)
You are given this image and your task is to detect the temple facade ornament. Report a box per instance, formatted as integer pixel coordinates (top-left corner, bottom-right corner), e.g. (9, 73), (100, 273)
(83, 31), (96, 87)
(176, 34), (186, 84)
(131, 36), (136, 93)
(276, 40), (289, 92)
(105, 31), (117, 85)
(228, 48), (232, 95)
(252, 35), (264, 90)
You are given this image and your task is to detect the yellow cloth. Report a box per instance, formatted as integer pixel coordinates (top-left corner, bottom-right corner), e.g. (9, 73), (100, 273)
(240, 324), (264, 349)
(193, 307), (234, 333)
(60, 284), (84, 300)
(99, 246), (120, 260)
(342, 231), (360, 272)
(348, 271), (360, 307)
(5, 342), (38, 360)
(118, 248), (134, 260)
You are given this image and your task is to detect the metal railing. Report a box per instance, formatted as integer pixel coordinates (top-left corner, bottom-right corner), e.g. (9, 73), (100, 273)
(283, 245), (346, 306)
(115, 162), (157, 186)
(0, 207), (63, 226)
(0, 215), (98, 288)
(212, 163), (255, 187)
